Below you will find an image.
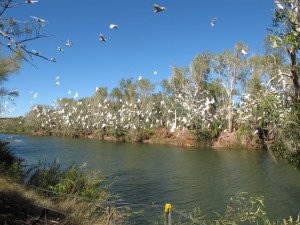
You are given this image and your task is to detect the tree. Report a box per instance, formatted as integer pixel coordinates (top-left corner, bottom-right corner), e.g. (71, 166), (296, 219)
(0, 49), (22, 115)
(0, 0), (55, 63)
(270, 0), (300, 99)
(212, 42), (249, 133)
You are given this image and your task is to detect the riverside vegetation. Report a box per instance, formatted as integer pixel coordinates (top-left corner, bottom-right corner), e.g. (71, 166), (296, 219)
(1, 141), (300, 224)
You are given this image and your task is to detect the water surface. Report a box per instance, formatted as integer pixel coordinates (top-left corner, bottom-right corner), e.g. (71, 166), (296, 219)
(2, 134), (300, 223)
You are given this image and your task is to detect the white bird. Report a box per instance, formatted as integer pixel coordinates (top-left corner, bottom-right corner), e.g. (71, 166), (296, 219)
(153, 70), (158, 75)
(57, 45), (64, 53)
(109, 24), (118, 29)
(73, 92), (78, 99)
(100, 34), (107, 42)
(56, 76), (60, 80)
(32, 49), (40, 55)
(68, 90), (71, 95)
(154, 4), (166, 13)
(26, 0), (38, 3)
(30, 16), (47, 23)
(138, 76), (142, 80)
(241, 49), (248, 55)
(54, 81), (60, 86)
(275, 0), (284, 10)
(33, 93), (38, 99)
(211, 17), (217, 26)
(65, 40), (73, 47)
(50, 57), (56, 62)
(253, 130), (259, 135)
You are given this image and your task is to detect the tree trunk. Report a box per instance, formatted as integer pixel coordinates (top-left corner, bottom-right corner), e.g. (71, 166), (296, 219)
(289, 45), (300, 100)
(228, 65), (236, 133)
(228, 109), (234, 133)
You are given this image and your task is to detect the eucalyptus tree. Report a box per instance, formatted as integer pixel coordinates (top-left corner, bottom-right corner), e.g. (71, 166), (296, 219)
(24, 104), (53, 132)
(162, 64), (217, 131)
(190, 52), (212, 95)
(119, 78), (137, 103)
(269, 0), (300, 99)
(212, 42), (249, 133)
(0, 0), (55, 63)
(0, 0), (57, 119)
(0, 49), (21, 115)
(134, 78), (156, 128)
(267, 0), (300, 166)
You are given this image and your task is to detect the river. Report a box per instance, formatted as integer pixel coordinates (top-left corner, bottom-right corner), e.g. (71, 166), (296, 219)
(2, 134), (300, 224)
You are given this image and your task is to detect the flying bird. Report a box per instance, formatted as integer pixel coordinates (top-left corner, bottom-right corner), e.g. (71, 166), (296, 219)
(154, 4), (166, 13)
(100, 34), (106, 42)
(33, 93), (38, 99)
(73, 92), (78, 99)
(54, 81), (60, 86)
(153, 70), (158, 75)
(211, 17), (217, 26)
(65, 40), (73, 47)
(26, 0), (38, 3)
(109, 24), (118, 29)
(56, 76), (60, 80)
(138, 76), (142, 80)
(57, 45), (64, 53)
(68, 90), (71, 95)
(50, 57), (56, 62)
(30, 16), (47, 23)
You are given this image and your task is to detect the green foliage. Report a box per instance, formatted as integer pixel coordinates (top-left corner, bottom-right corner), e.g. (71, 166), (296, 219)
(0, 141), (25, 180)
(214, 192), (266, 224)
(25, 159), (112, 207)
(270, 100), (300, 169)
(194, 128), (213, 142)
(27, 160), (62, 189)
(50, 164), (107, 199)
(157, 192), (300, 225)
(136, 128), (155, 142)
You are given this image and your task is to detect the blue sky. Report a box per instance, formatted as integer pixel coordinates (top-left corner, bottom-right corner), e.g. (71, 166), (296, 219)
(3, 0), (274, 117)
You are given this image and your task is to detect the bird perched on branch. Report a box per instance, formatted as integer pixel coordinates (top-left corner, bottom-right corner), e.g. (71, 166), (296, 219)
(154, 4), (166, 13)
(241, 49), (248, 55)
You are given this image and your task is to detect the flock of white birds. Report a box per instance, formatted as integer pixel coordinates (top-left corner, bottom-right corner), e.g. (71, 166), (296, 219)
(3, 0), (284, 137)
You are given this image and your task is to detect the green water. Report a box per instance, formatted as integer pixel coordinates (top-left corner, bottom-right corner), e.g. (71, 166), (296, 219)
(3, 134), (300, 224)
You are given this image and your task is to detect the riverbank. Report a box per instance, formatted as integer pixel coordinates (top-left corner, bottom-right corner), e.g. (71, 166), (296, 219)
(71, 129), (258, 149)
(1, 127), (259, 149)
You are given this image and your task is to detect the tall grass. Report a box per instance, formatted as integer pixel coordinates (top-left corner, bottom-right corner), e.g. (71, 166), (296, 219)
(0, 140), (129, 224)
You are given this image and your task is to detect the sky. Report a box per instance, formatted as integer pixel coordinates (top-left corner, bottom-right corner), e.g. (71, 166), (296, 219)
(2, 0), (275, 117)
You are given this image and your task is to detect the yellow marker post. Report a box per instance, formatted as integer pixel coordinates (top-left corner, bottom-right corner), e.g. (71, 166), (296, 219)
(165, 203), (172, 225)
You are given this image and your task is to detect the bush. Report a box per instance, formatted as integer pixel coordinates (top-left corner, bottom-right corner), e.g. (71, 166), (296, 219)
(0, 141), (25, 180)
(194, 128), (213, 142)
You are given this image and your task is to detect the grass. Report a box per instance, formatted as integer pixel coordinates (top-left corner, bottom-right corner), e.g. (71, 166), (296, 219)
(0, 140), (129, 224)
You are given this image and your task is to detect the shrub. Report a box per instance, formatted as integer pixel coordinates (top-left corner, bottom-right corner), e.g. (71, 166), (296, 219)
(0, 141), (25, 180)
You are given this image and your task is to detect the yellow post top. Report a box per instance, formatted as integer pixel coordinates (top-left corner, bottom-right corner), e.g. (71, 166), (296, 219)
(165, 203), (172, 213)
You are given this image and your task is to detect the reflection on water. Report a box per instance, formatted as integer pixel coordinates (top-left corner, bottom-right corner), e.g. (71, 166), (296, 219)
(2, 134), (300, 223)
